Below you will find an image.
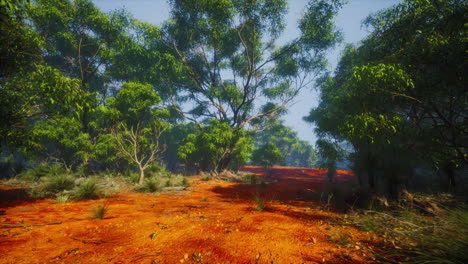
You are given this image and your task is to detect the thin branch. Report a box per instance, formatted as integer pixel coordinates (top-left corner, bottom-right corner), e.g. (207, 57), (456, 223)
(0, 222), (62, 228)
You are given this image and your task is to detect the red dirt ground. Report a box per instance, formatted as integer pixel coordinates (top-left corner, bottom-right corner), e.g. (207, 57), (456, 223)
(0, 167), (382, 264)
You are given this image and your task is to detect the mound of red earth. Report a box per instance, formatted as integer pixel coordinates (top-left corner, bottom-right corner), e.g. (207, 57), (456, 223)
(0, 167), (382, 264)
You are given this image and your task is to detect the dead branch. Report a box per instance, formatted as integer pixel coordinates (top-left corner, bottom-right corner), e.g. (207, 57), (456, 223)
(70, 236), (112, 244)
(0, 221), (62, 228)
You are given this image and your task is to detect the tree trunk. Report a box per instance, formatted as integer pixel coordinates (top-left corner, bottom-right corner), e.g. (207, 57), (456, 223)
(138, 167), (145, 185)
(368, 167), (375, 189)
(218, 151), (233, 173)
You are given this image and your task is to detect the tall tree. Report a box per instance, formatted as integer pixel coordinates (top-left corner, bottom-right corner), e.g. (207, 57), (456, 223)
(306, 0), (467, 194)
(105, 82), (169, 184)
(255, 120), (318, 167)
(164, 0), (343, 171)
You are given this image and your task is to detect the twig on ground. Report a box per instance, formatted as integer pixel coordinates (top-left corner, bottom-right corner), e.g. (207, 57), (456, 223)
(70, 236), (112, 244)
(0, 221), (62, 228)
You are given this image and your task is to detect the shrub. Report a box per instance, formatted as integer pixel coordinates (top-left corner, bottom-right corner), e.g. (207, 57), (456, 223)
(201, 174), (212, 181)
(73, 178), (103, 200)
(28, 173), (75, 198)
(46, 174), (75, 193)
(19, 163), (67, 181)
(126, 171), (140, 184)
(181, 177), (189, 186)
(243, 174), (258, 184)
(140, 177), (162, 193)
(409, 206), (468, 264)
(55, 193), (70, 203)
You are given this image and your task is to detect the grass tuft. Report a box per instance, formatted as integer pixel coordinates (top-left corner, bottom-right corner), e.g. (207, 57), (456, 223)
(92, 203), (108, 220)
(73, 178), (103, 200)
(55, 193), (70, 203)
(252, 191), (266, 211)
(141, 177), (161, 193)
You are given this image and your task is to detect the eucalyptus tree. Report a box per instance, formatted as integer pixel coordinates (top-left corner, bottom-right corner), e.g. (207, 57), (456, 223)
(178, 120), (253, 172)
(255, 120), (318, 167)
(104, 82), (169, 184)
(0, 0), (92, 154)
(306, 0), (467, 193)
(164, 0), (343, 171)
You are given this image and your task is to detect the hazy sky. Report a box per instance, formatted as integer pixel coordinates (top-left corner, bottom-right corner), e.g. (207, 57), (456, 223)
(93, 0), (401, 145)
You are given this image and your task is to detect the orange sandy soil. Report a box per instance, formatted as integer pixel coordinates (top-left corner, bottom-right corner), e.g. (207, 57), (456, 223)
(0, 167), (383, 264)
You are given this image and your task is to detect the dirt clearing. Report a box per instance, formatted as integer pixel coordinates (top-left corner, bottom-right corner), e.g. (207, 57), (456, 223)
(0, 167), (383, 263)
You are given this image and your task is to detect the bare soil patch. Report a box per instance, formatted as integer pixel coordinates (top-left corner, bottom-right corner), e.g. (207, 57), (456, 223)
(0, 167), (383, 263)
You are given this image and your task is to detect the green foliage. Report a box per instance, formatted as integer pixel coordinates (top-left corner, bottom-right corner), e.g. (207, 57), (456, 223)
(306, 0), (467, 194)
(243, 174), (258, 185)
(353, 198), (468, 264)
(315, 139), (344, 181)
(30, 116), (91, 167)
(54, 193), (70, 204)
(251, 142), (284, 169)
(73, 178), (103, 200)
(92, 203), (108, 220)
(255, 120), (318, 167)
(28, 172), (75, 198)
(411, 207), (468, 264)
(1, 64), (92, 150)
(137, 173), (187, 193)
(140, 177), (161, 193)
(179, 120), (253, 172)
(28, 0), (126, 96)
(166, 0), (343, 171)
(19, 163), (67, 181)
(107, 82), (169, 184)
(45, 174), (75, 194)
(252, 191), (266, 211)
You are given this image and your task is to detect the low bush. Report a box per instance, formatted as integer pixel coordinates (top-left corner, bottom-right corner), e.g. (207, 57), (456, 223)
(73, 178), (103, 200)
(55, 193), (70, 203)
(19, 163), (67, 181)
(137, 174), (188, 193)
(140, 177), (162, 193)
(348, 191), (468, 263)
(28, 173), (75, 198)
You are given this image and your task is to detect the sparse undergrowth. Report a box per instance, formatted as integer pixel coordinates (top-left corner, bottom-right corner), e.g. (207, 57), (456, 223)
(136, 173), (189, 193)
(3, 163), (191, 201)
(343, 192), (468, 264)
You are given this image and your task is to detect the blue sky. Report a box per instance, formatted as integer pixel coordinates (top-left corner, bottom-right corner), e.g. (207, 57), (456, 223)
(93, 0), (401, 145)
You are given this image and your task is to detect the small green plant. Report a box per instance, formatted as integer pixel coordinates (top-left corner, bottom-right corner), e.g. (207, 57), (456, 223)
(92, 203), (108, 220)
(19, 163), (67, 181)
(55, 193), (70, 203)
(327, 230), (351, 247)
(192, 252), (203, 262)
(181, 177), (189, 186)
(362, 218), (379, 233)
(253, 191), (266, 211)
(47, 174), (75, 193)
(201, 174), (212, 181)
(73, 178), (103, 200)
(28, 173), (75, 198)
(164, 179), (173, 187)
(250, 175), (258, 184)
(141, 177), (161, 193)
(126, 171), (140, 184)
(398, 206), (416, 222)
(243, 174), (258, 184)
